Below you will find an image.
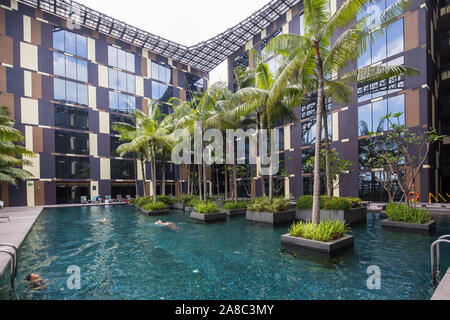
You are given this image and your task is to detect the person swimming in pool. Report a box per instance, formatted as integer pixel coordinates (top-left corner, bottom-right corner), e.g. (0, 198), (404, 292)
(155, 220), (179, 230)
(98, 218), (108, 223)
(24, 273), (47, 290)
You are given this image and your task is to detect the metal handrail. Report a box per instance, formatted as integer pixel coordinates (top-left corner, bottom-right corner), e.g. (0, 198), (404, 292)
(0, 244), (18, 288)
(431, 235), (450, 287)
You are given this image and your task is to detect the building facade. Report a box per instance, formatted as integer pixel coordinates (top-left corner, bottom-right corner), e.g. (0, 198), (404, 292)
(0, 0), (444, 206)
(227, 0), (441, 203)
(0, 0), (208, 206)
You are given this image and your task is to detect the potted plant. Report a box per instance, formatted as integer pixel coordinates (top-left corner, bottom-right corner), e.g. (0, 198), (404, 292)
(281, 220), (354, 258)
(190, 201), (226, 222)
(295, 196), (367, 226)
(246, 197), (295, 226)
(222, 201), (248, 217)
(141, 201), (170, 216)
(185, 198), (202, 213)
(381, 203), (436, 233)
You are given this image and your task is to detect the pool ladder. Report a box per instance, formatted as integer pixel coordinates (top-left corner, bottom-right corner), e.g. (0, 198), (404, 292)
(431, 235), (450, 287)
(0, 244), (18, 288)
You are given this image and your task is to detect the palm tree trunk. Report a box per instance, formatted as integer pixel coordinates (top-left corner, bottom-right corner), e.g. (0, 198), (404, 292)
(216, 165), (220, 197)
(322, 107), (333, 198)
(162, 152), (166, 196)
(224, 165), (228, 200)
(203, 162), (208, 204)
(187, 165), (191, 196)
(198, 164), (203, 201)
(133, 153), (138, 197)
(257, 115), (267, 197)
(140, 153), (148, 197)
(152, 154), (157, 204)
(312, 42), (325, 225)
(233, 153), (238, 203)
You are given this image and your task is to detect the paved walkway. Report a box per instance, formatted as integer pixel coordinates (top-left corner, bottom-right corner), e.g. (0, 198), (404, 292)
(0, 206), (44, 280)
(432, 268), (450, 300)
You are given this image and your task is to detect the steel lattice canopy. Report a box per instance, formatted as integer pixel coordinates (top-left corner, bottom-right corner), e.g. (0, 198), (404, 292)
(18, 0), (300, 73)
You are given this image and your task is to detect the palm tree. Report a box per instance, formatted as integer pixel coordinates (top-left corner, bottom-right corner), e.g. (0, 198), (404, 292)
(265, 0), (416, 224)
(0, 105), (34, 186)
(231, 49), (301, 201)
(112, 116), (141, 197)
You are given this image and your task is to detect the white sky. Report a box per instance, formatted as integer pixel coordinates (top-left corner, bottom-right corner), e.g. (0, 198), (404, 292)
(76, 0), (270, 85)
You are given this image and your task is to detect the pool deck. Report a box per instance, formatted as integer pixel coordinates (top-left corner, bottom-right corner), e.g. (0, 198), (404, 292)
(0, 206), (44, 280)
(432, 268), (450, 300)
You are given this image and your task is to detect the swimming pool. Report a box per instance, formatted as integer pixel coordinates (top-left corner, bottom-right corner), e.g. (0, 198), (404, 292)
(1, 205), (450, 300)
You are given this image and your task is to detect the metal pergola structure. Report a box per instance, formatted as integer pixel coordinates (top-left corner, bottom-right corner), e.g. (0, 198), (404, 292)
(18, 0), (300, 73)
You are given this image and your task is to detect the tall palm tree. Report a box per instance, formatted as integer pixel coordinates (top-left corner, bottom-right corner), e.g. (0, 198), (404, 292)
(265, 0), (416, 224)
(231, 49), (301, 201)
(0, 105), (34, 186)
(112, 116), (141, 197)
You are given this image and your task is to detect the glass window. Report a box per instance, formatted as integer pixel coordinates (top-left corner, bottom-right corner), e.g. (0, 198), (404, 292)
(108, 46), (118, 68)
(117, 49), (126, 70)
(56, 156), (90, 179)
(77, 60), (88, 82)
(66, 56), (77, 80)
(387, 94), (405, 127)
(78, 84), (88, 106)
(55, 130), (89, 155)
(151, 62), (171, 83)
(66, 80), (78, 104)
(299, 14), (305, 36)
(127, 53), (135, 73)
(110, 91), (119, 111)
(372, 100), (387, 132)
(372, 32), (387, 63)
(110, 136), (133, 158)
(358, 104), (372, 136)
(54, 104), (89, 131)
(53, 53), (66, 77)
(111, 159), (135, 180)
(65, 31), (76, 55)
(387, 18), (404, 57)
(54, 78), (66, 101)
(118, 71), (127, 92)
(76, 35), (87, 58)
(53, 30), (65, 52)
(302, 120), (316, 146)
(109, 69), (118, 90)
(127, 74), (135, 94)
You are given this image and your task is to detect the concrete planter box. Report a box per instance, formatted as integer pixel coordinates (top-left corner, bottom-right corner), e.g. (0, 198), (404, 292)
(170, 203), (185, 210)
(190, 211), (226, 222)
(246, 210), (295, 226)
(222, 208), (247, 217)
(295, 207), (367, 225)
(140, 209), (170, 216)
(281, 234), (354, 258)
(381, 219), (436, 233)
(184, 206), (194, 213)
(214, 200), (224, 208)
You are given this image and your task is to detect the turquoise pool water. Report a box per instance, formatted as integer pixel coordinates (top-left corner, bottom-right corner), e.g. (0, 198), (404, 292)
(1, 205), (450, 300)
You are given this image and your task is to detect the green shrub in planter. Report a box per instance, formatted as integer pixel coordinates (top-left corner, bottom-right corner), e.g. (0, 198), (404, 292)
(136, 196), (153, 208)
(289, 220), (350, 242)
(157, 195), (174, 205)
(129, 198), (137, 205)
(248, 197), (290, 213)
(386, 203), (430, 224)
(223, 201), (248, 210)
(188, 198), (203, 208)
(323, 197), (352, 210)
(343, 197), (363, 208)
(296, 195), (329, 210)
(144, 202), (168, 212)
(195, 202), (220, 214)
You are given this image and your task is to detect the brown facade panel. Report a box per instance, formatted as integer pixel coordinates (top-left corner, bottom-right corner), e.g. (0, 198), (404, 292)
(404, 10), (419, 52)
(141, 57), (147, 78)
(32, 72), (42, 99)
(173, 68), (178, 88)
(0, 35), (14, 65)
(31, 18), (42, 46)
(0, 8), (5, 35)
(34, 181), (45, 206)
(179, 89), (186, 101)
(148, 52), (157, 61)
(142, 98), (149, 115)
(33, 126), (44, 153)
(0, 93), (15, 118)
(405, 89), (420, 127)
(0, 66), (6, 92)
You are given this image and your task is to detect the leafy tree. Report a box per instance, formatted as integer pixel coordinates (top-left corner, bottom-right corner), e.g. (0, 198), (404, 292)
(0, 105), (34, 186)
